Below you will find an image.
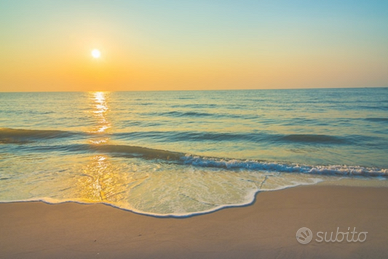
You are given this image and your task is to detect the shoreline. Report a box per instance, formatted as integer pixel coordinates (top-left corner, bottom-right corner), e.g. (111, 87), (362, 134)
(1, 185), (388, 258)
(1, 176), (387, 218)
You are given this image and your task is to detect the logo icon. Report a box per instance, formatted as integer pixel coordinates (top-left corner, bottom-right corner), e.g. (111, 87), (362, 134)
(296, 227), (313, 244)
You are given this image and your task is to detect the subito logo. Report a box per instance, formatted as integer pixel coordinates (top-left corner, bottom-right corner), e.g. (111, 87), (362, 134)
(296, 227), (313, 244)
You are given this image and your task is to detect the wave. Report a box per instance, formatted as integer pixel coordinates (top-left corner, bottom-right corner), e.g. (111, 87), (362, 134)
(364, 117), (388, 123)
(0, 128), (76, 143)
(2, 127), (387, 177)
(162, 111), (213, 117)
(278, 134), (348, 144)
(171, 103), (218, 109)
(114, 131), (275, 143)
(92, 144), (183, 160)
(146, 110), (248, 119)
(359, 105), (388, 111)
(100, 144), (387, 176)
(117, 131), (353, 145)
(0, 138), (31, 144)
(181, 155), (388, 176)
(11, 146), (388, 178)
(1, 127), (360, 146)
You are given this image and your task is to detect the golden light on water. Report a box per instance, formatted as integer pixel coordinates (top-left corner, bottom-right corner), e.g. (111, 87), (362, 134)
(76, 155), (128, 203)
(76, 92), (128, 203)
(89, 91), (111, 144)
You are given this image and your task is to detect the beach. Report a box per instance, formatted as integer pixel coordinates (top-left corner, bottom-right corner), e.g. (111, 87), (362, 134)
(1, 185), (387, 259)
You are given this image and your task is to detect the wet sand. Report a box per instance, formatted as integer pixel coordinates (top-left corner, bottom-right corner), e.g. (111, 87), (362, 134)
(1, 185), (388, 258)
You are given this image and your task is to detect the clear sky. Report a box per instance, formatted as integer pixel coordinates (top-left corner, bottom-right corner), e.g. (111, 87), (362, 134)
(1, 0), (387, 92)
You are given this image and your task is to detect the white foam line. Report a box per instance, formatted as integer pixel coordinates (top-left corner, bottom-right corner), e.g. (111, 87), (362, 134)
(181, 155), (388, 177)
(0, 178), (325, 218)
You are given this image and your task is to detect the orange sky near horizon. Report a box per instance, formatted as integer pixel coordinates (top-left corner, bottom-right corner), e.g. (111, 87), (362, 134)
(1, 1), (387, 92)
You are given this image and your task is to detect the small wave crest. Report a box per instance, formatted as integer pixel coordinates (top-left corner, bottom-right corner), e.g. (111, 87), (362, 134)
(93, 144), (183, 160)
(181, 155), (388, 177)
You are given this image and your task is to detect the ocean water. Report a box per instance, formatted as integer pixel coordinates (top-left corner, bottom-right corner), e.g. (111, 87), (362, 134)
(1, 88), (388, 216)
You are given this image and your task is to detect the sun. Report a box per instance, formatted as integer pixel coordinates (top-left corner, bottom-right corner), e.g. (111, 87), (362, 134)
(91, 49), (101, 58)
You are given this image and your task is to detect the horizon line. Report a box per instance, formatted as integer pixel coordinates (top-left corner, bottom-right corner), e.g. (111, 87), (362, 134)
(1, 86), (387, 94)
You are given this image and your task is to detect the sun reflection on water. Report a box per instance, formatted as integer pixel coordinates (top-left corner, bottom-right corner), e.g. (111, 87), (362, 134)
(75, 92), (127, 203)
(76, 155), (129, 203)
(89, 91), (111, 144)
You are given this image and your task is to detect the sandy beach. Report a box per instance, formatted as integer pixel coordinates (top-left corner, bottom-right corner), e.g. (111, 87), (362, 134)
(1, 185), (387, 258)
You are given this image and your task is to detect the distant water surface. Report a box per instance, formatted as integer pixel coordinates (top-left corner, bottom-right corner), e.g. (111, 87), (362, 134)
(0, 88), (387, 216)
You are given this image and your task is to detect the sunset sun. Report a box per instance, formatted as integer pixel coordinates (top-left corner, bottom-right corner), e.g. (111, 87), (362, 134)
(91, 49), (101, 58)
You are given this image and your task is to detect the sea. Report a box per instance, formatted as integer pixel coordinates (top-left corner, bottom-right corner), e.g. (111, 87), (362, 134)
(1, 88), (388, 216)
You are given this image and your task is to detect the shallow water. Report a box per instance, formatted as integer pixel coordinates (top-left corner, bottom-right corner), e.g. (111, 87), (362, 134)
(1, 88), (387, 216)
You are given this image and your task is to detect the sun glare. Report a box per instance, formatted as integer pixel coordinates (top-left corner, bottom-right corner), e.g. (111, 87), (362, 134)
(92, 49), (101, 58)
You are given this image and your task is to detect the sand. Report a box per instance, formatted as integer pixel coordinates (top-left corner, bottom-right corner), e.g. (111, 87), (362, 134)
(1, 185), (388, 258)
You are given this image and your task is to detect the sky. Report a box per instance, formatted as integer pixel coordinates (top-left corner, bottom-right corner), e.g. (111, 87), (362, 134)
(0, 0), (388, 92)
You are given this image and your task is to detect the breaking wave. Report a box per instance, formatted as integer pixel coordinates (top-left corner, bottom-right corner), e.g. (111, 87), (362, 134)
(2, 128), (387, 177)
